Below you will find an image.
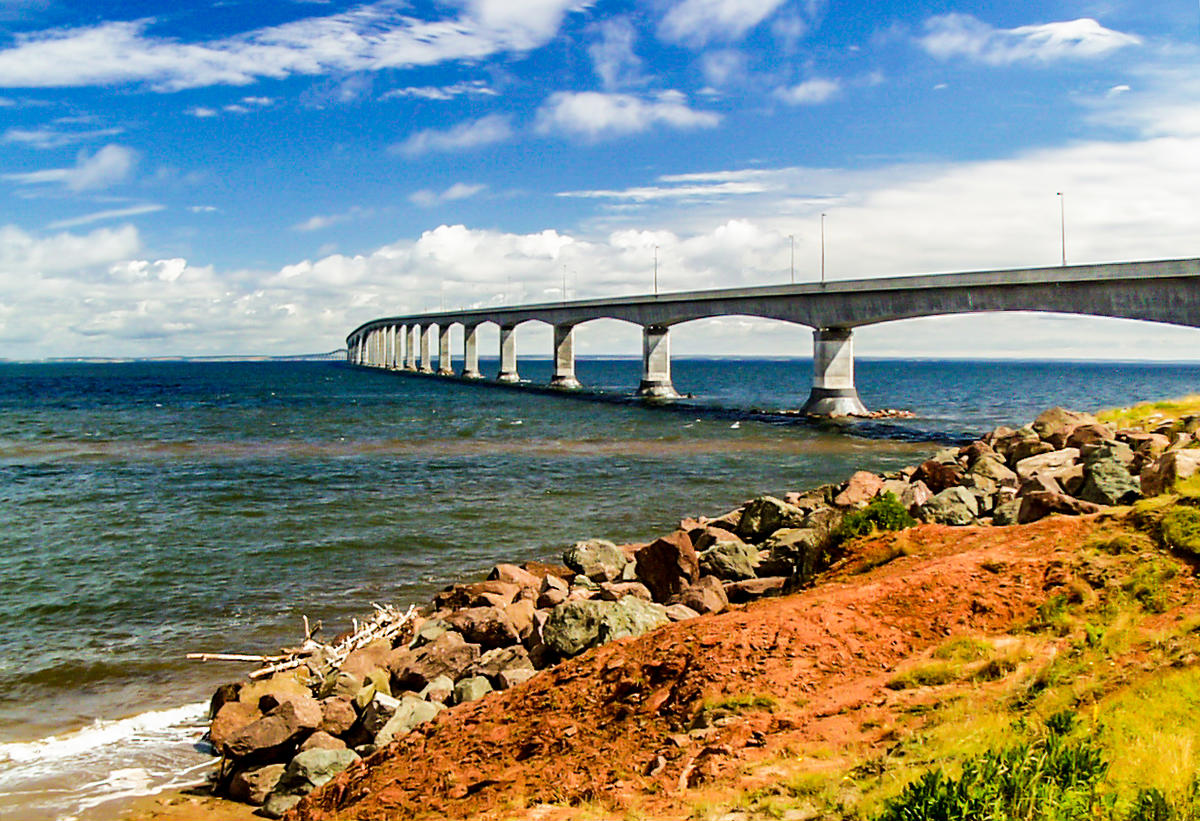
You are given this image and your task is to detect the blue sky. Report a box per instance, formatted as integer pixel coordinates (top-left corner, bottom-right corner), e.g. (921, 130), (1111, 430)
(1, 0), (1199, 360)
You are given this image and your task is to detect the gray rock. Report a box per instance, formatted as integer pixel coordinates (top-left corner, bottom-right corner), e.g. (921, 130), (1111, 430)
(600, 596), (670, 642)
(757, 527), (822, 580)
(229, 763), (286, 806)
(736, 496), (807, 542)
(698, 541), (759, 581)
(410, 618), (451, 648)
(418, 675), (455, 704)
(394, 631), (481, 692)
(375, 696), (442, 745)
(1014, 448), (1081, 482)
(452, 675), (494, 704)
(969, 455), (1018, 488)
(542, 597), (669, 657)
(464, 645), (533, 685)
(563, 539), (629, 582)
(497, 667), (539, 689)
(261, 794), (302, 819)
(992, 498), (1021, 526)
(920, 486), (979, 526)
(359, 692), (401, 737)
(444, 606), (521, 650)
(1078, 457), (1141, 506)
(664, 603), (701, 621)
(261, 748), (359, 818)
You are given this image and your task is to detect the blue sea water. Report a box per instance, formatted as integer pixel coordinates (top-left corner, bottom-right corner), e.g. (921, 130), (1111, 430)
(1, 357), (1199, 819)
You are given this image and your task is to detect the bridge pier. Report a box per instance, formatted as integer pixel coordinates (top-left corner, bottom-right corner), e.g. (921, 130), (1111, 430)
(638, 325), (679, 399)
(550, 324), (582, 390)
(403, 326), (416, 371)
(419, 325), (434, 373)
(462, 325), (483, 379)
(386, 325), (397, 369)
(438, 325), (455, 375)
(801, 328), (868, 416)
(498, 325), (520, 383)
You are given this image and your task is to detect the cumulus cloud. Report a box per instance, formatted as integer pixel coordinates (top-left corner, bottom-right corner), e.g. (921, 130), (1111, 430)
(659, 0), (787, 47)
(394, 114), (512, 156)
(775, 77), (840, 105)
(919, 15), (1142, 65)
(535, 90), (719, 139)
(588, 17), (643, 90)
(409, 182), (486, 207)
(0, 0), (583, 92)
(4, 143), (138, 191)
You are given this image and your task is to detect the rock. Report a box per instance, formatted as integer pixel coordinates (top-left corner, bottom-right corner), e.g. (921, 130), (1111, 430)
(229, 763), (286, 806)
(698, 541), (759, 581)
(1014, 448), (1080, 482)
(1032, 407), (1097, 445)
(542, 597), (669, 658)
(675, 575), (729, 615)
(262, 748), (359, 818)
(444, 606), (520, 650)
(1141, 450), (1200, 496)
(832, 471), (884, 508)
(601, 596), (670, 642)
(1008, 437), (1056, 464)
(1077, 457), (1141, 506)
(210, 701), (260, 755)
(394, 631), (481, 692)
(488, 563), (541, 588)
(498, 667), (539, 689)
(537, 574), (570, 609)
(912, 460), (965, 494)
(736, 496), (807, 542)
(209, 682), (242, 720)
(321, 671), (363, 701)
(410, 618), (450, 648)
(1018, 473), (1063, 497)
(299, 731), (347, 752)
(465, 645), (533, 685)
(1067, 423), (1115, 449)
(691, 526), (747, 551)
(665, 603), (701, 621)
(724, 577), (788, 603)
(503, 598), (537, 642)
(453, 675), (494, 704)
(1046, 463), (1085, 497)
(597, 581), (654, 601)
(358, 693), (400, 737)
(563, 539), (629, 583)
(319, 698), (357, 737)
(634, 531), (699, 602)
(920, 486), (979, 526)
(1017, 491), (1103, 524)
(992, 498), (1021, 526)
(375, 696), (442, 745)
(900, 480), (933, 515)
(339, 640), (392, 681)
(418, 675), (455, 704)
(757, 528), (822, 580)
(225, 695), (322, 759)
(1122, 431), (1172, 459)
(433, 581), (521, 610)
(969, 455), (1018, 488)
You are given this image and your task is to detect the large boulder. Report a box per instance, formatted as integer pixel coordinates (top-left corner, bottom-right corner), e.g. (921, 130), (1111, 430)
(691, 525), (747, 551)
(600, 596), (670, 642)
(832, 471), (884, 508)
(698, 541), (759, 581)
(374, 696), (443, 745)
(920, 486), (979, 526)
(210, 701), (260, 755)
(339, 640), (392, 681)
(1141, 450), (1200, 497)
(1014, 448), (1080, 482)
(634, 531), (699, 602)
(229, 763), (286, 806)
(1077, 457), (1141, 506)
(675, 575), (728, 615)
(724, 577), (788, 603)
(969, 455), (1018, 489)
(735, 496), (807, 542)
(358, 693), (400, 738)
(393, 631), (480, 692)
(563, 539), (629, 583)
(758, 527), (823, 580)
(444, 606), (520, 650)
(224, 695), (322, 759)
(487, 563), (541, 588)
(542, 597), (669, 657)
(464, 645), (533, 686)
(596, 581), (654, 601)
(318, 698), (356, 737)
(1066, 423), (1116, 450)
(453, 675), (494, 704)
(1017, 491), (1103, 524)
(433, 581), (520, 610)
(261, 748), (359, 819)
(912, 460), (965, 494)
(1032, 407), (1097, 446)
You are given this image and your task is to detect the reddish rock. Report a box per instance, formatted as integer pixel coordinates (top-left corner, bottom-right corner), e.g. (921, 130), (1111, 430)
(1032, 407), (1097, 446)
(736, 497), (806, 542)
(1066, 423), (1115, 449)
(1141, 450), (1200, 496)
(597, 581), (653, 602)
(318, 698), (357, 737)
(960, 440), (999, 467)
(394, 631), (481, 692)
(1009, 438), (1056, 464)
(300, 730), (347, 752)
(675, 575), (729, 615)
(209, 682), (242, 720)
(912, 460), (965, 494)
(487, 563), (541, 588)
(1016, 491), (1103, 524)
(340, 640), (393, 681)
(229, 763), (285, 805)
(210, 701), (260, 754)
(434, 581), (521, 610)
(504, 598), (537, 642)
(225, 695), (322, 758)
(832, 471), (884, 508)
(634, 531), (699, 603)
(1120, 431), (1171, 458)
(444, 606), (521, 650)
(1017, 473), (1064, 497)
(1014, 448), (1080, 482)
(691, 526), (747, 551)
(723, 577), (788, 603)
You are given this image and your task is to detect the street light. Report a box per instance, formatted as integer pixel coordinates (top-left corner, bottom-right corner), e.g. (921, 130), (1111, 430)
(1056, 192), (1066, 266)
(788, 234), (795, 284)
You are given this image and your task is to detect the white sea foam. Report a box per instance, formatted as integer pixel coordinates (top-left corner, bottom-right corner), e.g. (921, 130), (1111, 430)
(0, 702), (214, 821)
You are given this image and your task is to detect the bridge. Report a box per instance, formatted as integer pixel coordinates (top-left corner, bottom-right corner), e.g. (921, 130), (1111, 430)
(346, 257), (1200, 415)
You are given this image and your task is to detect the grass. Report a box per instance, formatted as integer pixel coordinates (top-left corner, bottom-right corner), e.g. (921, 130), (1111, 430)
(1097, 395), (1200, 430)
(833, 493), (917, 548)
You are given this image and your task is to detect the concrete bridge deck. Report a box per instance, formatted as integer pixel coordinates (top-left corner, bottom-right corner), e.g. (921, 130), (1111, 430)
(346, 257), (1200, 415)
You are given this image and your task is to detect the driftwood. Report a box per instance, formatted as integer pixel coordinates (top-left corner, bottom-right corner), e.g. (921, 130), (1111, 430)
(187, 602), (417, 681)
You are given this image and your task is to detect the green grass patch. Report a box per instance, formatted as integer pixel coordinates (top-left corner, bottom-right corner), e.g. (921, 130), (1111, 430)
(1097, 395), (1200, 430)
(933, 636), (993, 663)
(834, 493), (917, 547)
(886, 661), (960, 691)
(1163, 507), (1200, 556)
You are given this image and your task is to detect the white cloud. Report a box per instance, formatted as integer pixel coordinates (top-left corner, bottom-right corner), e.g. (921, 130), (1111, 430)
(48, 204), (164, 229)
(1107, 84), (1131, 97)
(394, 114), (512, 156)
(588, 17), (643, 90)
(3, 125), (124, 148)
(292, 206), (371, 231)
(380, 80), (496, 101)
(0, 1), (583, 92)
(4, 143), (138, 191)
(919, 15), (1142, 65)
(186, 106), (218, 118)
(535, 90), (720, 139)
(699, 49), (747, 87)
(409, 182), (486, 207)
(659, 0), (787, 47)
(189, 205), (218, 213)
(775, 77), (840, 105)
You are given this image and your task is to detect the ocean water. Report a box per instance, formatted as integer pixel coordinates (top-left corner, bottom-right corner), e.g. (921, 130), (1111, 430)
(2, 357), (1199, 819)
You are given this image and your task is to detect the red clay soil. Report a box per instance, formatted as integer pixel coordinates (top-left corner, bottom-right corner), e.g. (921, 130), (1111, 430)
(289, 517), (1099, 821)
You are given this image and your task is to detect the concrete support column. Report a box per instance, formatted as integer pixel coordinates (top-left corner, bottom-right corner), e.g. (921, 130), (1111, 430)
(800, 328), (868, 416)
(497, 325), (519, 383)
(550, 324), (582, 389)
(638, 325), (679, 398)
(351, 335), (360, 364)
(438, 325), (454, 375)
(405, 326), (417, 371)
(462, 325), (483, 379)
(420, 325), (434, 373)
(386, 326), (396, 369)
(367, 330), (376, 366)
(391, 325), (401, 369)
